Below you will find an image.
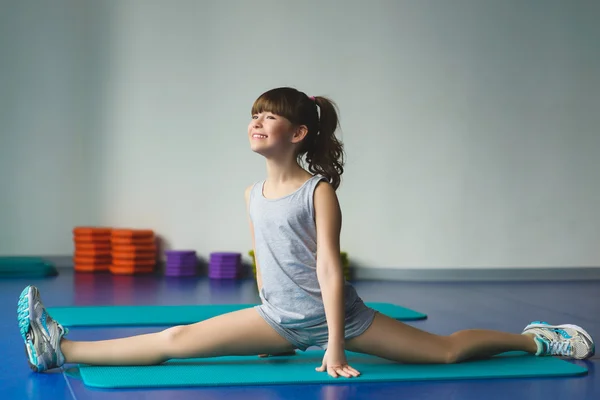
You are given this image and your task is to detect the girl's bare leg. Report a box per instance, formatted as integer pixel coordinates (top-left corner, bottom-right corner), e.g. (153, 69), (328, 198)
(346, 313), (537, 364)
(61, 308), (295, 365)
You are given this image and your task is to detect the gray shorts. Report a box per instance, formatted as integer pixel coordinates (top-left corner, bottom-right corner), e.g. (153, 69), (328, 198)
(255, 298), (377, 351)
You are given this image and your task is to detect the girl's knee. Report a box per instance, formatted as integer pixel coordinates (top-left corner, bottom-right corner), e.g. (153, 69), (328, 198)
(443, 348), (460, 364)
(162, 325), (187, 345)
(158, 325), (189, 358)
(442, 335), (461, 364)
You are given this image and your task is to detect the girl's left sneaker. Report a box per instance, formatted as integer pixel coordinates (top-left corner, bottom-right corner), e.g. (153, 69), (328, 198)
(17, 285), (68, 372)
(522, 321), (595, 359)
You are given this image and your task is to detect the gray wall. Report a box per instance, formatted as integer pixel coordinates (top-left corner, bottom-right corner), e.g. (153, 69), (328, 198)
(1, 0), (599, 270)
(0, 1), (109, 254)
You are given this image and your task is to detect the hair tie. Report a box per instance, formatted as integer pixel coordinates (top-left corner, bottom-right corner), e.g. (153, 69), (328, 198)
(309, 96), (315, 101)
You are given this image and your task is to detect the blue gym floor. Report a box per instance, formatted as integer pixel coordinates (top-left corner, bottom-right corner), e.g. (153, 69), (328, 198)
(1, 270), (598, 400)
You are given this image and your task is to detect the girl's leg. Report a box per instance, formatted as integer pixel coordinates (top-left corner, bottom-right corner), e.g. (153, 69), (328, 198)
(61, 308), (295, 366)
(18, 285), (295, 372)
(345, 313), (592, 364)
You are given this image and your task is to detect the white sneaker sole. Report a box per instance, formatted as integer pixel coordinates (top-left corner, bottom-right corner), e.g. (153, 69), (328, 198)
(17, 285), (41, 371)
(524, 323), (594, 345)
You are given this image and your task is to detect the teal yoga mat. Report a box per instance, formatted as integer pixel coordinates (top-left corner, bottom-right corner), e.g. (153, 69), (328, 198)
(48, 303), (427, 327)
(0, 257), (58, 278)
(77, 350), (587, 388)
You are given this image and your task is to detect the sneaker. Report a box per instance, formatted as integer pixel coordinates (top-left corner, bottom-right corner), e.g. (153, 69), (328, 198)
(17, 285), (68, 372)
(522, 321), (595, 359)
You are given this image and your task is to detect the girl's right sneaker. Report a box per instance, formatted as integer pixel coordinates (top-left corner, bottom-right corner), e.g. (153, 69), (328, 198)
(17, 285), (68, 372)
(522, 321), (595, 359)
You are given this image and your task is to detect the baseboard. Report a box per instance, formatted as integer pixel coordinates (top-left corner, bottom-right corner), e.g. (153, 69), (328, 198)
(352, 266), (600, 282)
(37, 256), (600, 282)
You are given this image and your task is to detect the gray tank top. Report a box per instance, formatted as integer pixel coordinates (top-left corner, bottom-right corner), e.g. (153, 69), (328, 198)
(249, 174), (359, 328)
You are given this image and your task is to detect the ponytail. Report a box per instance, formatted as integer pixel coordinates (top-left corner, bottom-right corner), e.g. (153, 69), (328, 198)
(300, 96), (345, 190)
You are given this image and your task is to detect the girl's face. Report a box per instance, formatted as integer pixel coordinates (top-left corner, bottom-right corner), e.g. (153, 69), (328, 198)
(248, 111), (296, 156)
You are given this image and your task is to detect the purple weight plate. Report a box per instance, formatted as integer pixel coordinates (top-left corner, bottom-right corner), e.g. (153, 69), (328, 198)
(165, 264), (197, 270)
(210, 252), (241, 257)
(165, 250), (196, 256)
(208, 270), (238, 276)
(165, 256), (198, 262)
(165, 265), (198, 271)
(210, 254), (241, 261)
(209, 268), (240, 273)
(165, 270), (196, 277)
(165, 265), (196, 272)
(167, 260), (198, 268)
(166, 252), (196, 257)
(208, 267), (239, 273)
(208, 275), (238, 279)
(210, 259), (240, 265)
(166, 256), (197, 262)
(209, 262), (239, 267)
(166, 267), (197, 272)
(209, 260), (240, 267)
(210, 258), (239, 263)
(210, 255), (240, 261)
(166, 258), (198, 265)
(166, 262), (197, 269)
(166, 257), (197, 264)
(166, 266), (197, 272)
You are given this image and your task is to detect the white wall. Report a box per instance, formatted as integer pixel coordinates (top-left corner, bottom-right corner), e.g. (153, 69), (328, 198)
(2, 0), (599, 269)
(0, 1), (109, 254)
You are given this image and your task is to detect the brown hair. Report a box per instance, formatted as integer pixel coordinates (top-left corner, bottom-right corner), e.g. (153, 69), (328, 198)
(251, 87), (345, 189)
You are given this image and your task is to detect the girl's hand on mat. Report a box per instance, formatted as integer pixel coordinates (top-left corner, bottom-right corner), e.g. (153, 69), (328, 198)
(315, 346), (360, 378)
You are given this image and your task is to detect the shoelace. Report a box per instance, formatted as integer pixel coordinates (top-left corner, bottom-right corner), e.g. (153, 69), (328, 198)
(555, 328), (571, 338)
(547, 340), (572, 356)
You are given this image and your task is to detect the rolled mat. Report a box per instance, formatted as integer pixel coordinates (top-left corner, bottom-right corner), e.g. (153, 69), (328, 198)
(75, 350), (587, 388)
(47, 303), (426, 327)
(0, 257), (58, 278)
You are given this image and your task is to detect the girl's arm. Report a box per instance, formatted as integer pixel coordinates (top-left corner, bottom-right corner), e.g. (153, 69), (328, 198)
(314, 181), (358, 377)
(313, 181), (346, 348)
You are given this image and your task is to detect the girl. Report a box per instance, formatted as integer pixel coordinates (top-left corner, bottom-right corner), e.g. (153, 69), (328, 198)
(18, 87), (594, 378)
